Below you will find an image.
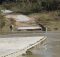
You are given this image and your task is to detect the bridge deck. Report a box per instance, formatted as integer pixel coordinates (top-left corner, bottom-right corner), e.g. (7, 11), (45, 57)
(0, 32), (47, 57)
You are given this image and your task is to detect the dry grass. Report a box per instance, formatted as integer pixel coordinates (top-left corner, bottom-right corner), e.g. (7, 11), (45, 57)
(0, 11), (60, 34)
(28, 11), (60, 31)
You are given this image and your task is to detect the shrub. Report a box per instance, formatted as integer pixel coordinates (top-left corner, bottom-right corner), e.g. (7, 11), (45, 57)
(0, 14), (6, 31)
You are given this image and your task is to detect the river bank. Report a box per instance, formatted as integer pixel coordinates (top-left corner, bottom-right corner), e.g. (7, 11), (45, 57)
(28, 11), (60, 31)
(0, 11), (60, 33)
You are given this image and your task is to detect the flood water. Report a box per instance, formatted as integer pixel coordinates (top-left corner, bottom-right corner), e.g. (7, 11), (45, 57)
(19, 32), (60, 57)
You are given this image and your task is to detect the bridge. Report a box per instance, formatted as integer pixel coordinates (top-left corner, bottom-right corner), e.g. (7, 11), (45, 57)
(0, 32), (47, 57)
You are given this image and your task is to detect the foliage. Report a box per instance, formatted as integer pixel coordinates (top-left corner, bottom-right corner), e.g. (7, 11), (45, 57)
(0, 0), (60, 13)
(0, 14), (5, 30)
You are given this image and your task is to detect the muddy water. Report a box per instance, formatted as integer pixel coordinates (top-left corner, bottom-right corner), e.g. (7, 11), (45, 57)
(20, 32), (60, 57)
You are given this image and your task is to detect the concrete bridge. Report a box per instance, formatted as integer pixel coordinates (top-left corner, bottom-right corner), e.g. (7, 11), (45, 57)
(0, 32), (47, 57)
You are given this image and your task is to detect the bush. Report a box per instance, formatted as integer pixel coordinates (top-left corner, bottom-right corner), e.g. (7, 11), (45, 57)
(0, 14), (6, 31)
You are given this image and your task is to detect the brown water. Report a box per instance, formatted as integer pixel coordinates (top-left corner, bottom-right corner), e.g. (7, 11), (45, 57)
(19, 32), (60, 57)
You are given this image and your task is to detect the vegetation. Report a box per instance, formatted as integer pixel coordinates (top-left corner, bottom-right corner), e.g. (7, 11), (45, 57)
(0, 0), (60, 33)
(0, 13), (10, 33)
(0, 14), (5, 32)
(29, 11), (60, 31)
(0, 0), (60, 14)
